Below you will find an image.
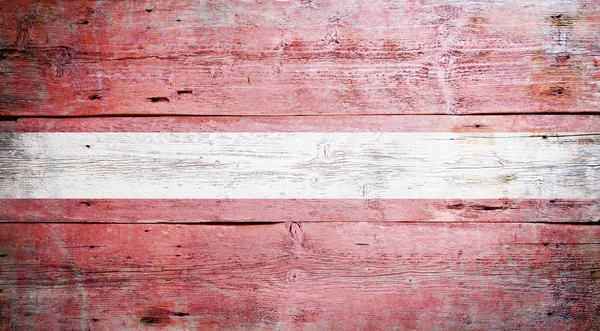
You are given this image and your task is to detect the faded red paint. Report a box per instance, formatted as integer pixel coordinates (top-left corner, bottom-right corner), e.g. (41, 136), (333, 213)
(0, 198), (598, 224)
(1, 0), (599, 329)
(2, 1), (600, 115)
(2, 115), (600, 132)
(0, 223), (599, 330)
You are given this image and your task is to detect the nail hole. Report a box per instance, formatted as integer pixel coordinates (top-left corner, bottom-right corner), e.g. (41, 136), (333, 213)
(89, 245), (96, 249)
(79, 201), (92, 207)
(89, 94), (102, 100)
(148, 97), (169, 103)
(172, 312), (189, 317)
(548, 86), (565, 96)
(177, 90), (193, 95)
(542, 135), (548, 139)
(549, 199), (556, 204)
(85, 145), (91, 148)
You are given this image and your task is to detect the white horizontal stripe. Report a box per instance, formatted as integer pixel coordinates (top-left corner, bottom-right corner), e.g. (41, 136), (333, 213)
(0, 132), (598, 199)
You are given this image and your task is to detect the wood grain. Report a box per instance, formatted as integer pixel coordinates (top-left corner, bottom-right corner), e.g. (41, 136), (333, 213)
(3, 114), (600, 132)
(2, 198), (599, 223)
(1, 131), (599, 199)
(1, 0), (600, 116)
(0, 223), (599, 330)
(1, 1), (598, 329)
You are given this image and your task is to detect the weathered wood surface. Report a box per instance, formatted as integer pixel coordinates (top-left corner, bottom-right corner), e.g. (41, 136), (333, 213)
(2, 0), (600, 116)
(1, 1), (599, 328)
(2, 199), (600, 223)
(2, 114), (600, 132)
(1, 131), (598, 199)
(1, 115), (598, 222)
(0, 223), (599, 330)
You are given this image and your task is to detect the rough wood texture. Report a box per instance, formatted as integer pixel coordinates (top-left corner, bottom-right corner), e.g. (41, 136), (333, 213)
(1, 1), (599, 329)
(1, 0), (600, 116)
(1, 115), (598, 222)
(0, 223), (599, 330)
(2, 131), (599, 199)
(2, 114), (600, 132)
(2, 199), (599, 223)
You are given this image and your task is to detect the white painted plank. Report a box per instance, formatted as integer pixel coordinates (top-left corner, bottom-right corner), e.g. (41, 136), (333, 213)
(0, 132), (598, 199)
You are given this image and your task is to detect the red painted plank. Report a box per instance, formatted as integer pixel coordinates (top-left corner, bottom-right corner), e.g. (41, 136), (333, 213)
(2, 114), (600, 132)
(0, 223), (598, 330)
(1, 199), (598, 223)
(1, 1), (600, 115)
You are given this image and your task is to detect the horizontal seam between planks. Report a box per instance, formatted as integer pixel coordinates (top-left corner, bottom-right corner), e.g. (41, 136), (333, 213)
(0, 221), (598, 226)
(3, 112), (600, 121)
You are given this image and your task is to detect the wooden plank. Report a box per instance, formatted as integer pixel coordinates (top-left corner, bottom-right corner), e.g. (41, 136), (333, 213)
(3, 114), (600, 133)
(1, 1), (600, 116)
(2, 198), (599, 223)
(0, 223), (598, 330)
(1, 131), (598, 199)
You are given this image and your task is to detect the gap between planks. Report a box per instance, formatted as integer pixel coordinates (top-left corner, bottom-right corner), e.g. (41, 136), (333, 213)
(2, 112), (600, 120)
(0, 221), (599, 225)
